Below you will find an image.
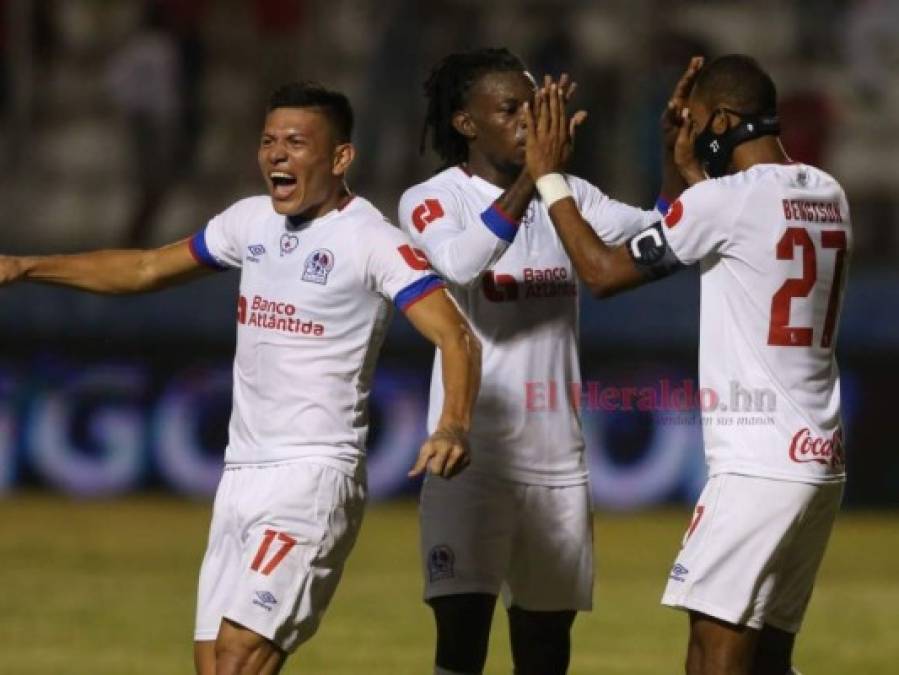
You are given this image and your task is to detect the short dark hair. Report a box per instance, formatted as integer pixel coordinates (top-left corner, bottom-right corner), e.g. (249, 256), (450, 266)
(692, 54), (778, 116)
(267, 81), (354, 143)
(420, 47), (527, 166)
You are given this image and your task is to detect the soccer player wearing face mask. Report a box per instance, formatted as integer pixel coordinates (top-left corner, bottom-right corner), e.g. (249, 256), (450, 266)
(526, 55), (850, 675)
(398, 48), (702, 675)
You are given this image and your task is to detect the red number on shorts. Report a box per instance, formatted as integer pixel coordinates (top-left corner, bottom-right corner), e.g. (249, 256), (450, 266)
(686, 505), (705, 540)
(767, 227), (848, 348)
(250, 529), (298, 576)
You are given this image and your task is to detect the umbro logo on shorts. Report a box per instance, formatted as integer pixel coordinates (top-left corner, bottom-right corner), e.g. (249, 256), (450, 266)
(669, 563), (690, 582)
(253, 590), (278, 611)
(428, 545), (455, 582)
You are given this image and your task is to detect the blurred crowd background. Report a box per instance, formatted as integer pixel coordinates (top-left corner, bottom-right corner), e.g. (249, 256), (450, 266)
(0, 0), (897, 508)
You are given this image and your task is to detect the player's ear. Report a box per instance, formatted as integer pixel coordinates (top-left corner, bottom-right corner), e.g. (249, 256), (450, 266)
(710, 109), (731, 135)
(451, 110), (477, 141)
(332, 142), (355, 177)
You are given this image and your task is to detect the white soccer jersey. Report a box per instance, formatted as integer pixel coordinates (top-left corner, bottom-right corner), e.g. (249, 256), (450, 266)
(661, 163), (850, 483)
(399, 166), (658, 485)
(190, 195), (444, 478)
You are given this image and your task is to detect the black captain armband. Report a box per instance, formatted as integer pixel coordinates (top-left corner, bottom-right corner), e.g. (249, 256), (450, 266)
(626, 222), (685, 280)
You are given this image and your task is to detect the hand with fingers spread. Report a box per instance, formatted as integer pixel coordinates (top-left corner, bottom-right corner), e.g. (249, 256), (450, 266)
(408, 426), (471, 479)
(524, 81), (583, 181)
(535, 74), (588, 170)
(661, 56), (704, 152)
(542, 72), (578, 103)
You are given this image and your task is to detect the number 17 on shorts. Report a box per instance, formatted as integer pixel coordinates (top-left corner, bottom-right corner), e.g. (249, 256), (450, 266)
(251, 529), (298, 576)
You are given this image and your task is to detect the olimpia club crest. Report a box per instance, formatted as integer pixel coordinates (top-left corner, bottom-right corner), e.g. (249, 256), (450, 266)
(302, 248), (335, 285)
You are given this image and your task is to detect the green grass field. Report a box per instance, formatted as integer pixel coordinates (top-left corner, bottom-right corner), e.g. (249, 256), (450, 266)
(1, 494), (896, 674)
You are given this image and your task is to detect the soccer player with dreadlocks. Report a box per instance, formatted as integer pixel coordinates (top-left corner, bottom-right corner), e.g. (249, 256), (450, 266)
(398, 48), (703, 675)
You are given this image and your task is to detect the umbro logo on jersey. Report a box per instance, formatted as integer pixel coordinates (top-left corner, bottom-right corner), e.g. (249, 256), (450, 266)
(669, 563), (689, 582)
(247, 244), (266, 262)
(302, 248), (335, 284)
(280, 233), (299, 256)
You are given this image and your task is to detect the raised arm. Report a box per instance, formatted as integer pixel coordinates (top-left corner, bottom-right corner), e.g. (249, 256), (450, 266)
(523, 84), (686, 297)
(0, 237), (214, 294)
(658, 56), (706, 207)
(404, 288), (481, 479)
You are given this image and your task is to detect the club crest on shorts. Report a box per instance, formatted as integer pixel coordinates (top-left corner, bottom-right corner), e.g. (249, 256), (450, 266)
(428, 545), (455, 581)
(302, 248), (335, 284)
(253, 590), (278, 611)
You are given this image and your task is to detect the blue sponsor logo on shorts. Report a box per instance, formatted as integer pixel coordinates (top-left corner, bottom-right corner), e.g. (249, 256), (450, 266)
(669, 563), (689, 582)
(253, 590), (278, 611)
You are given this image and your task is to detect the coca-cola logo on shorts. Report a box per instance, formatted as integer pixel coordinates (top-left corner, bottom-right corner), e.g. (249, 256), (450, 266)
(788, 427), (844, 469)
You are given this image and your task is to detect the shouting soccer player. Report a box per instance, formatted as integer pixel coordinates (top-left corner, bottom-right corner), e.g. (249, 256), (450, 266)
(526, 56), (850, 675)
(0, 82), (481, 675)
(399, 48), (701, 675)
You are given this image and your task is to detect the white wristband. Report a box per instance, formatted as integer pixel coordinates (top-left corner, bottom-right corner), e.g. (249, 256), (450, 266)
(535, 173), (573, 207)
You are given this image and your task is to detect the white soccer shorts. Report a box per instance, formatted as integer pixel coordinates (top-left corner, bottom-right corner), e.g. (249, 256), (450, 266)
(419, 469), (593, 611)
(662, 472), (843, 632)
(194, 460), (365, 652)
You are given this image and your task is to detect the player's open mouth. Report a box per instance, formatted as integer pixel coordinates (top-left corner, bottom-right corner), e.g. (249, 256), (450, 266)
(270, 171), (297, 199)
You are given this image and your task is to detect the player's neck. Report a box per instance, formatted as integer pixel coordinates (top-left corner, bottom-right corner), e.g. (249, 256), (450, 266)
(293, 185), (352, 221)
(731, 136), (792, 173)
(464, 155), (518, 190)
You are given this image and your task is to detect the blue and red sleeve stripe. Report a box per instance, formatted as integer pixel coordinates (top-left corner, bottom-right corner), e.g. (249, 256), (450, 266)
(189, 230), (229, 271)
(655, 195), (672, 217)
(394, 274), (446, 312)
(480, 203), (520, 243)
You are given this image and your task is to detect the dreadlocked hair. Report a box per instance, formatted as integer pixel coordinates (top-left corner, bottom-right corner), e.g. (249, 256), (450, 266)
(420, 47), (526, 167)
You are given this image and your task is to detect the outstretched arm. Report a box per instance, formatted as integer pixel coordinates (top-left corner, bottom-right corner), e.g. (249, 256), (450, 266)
(0, 237), (214, 294)
(404, 289), (481, 479)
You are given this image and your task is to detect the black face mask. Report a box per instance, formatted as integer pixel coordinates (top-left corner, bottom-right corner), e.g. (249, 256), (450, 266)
(693, 108), (780, 178)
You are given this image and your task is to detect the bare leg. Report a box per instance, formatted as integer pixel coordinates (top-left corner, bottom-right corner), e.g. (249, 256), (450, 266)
(194, 640), (216, 675)
(686, 611), (758, 675)
(214, 618), (287, 675)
